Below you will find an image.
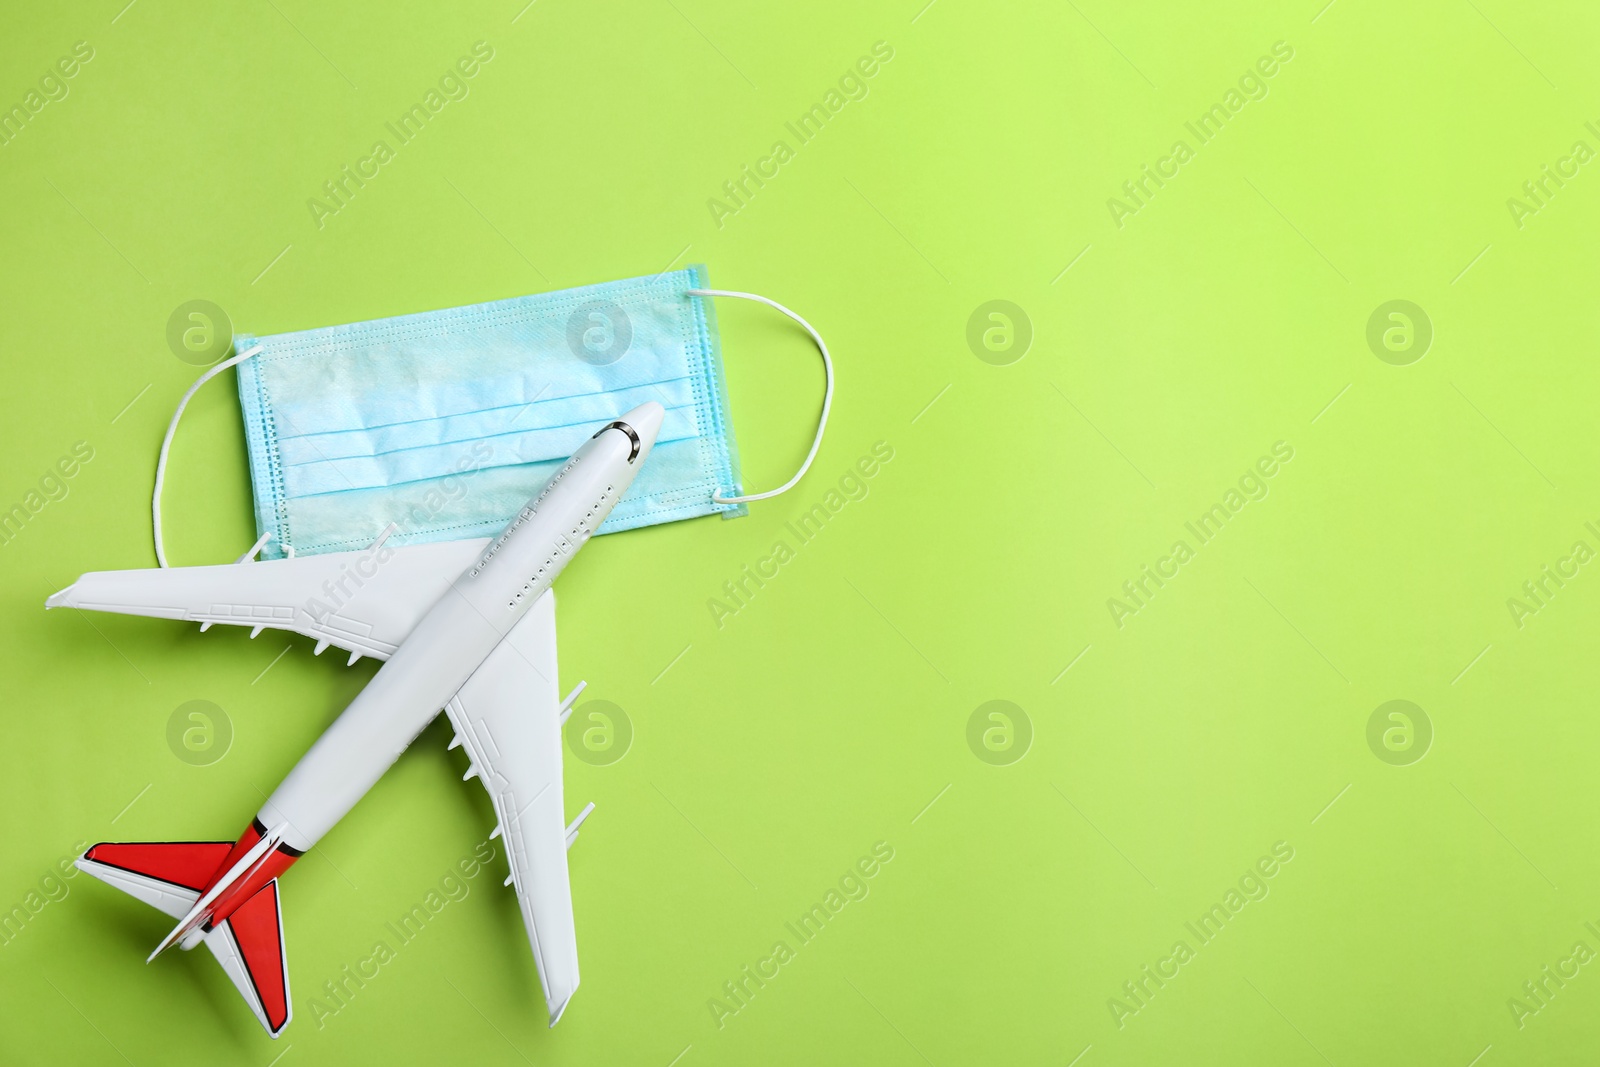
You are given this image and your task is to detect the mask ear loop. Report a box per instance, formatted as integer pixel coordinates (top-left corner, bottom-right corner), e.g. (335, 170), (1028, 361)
(685, 288), (834, 505)
(151, 344), (264, 567)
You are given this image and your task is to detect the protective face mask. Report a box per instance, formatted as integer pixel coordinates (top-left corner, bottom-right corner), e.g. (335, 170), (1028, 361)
(150, 267), (832, 565)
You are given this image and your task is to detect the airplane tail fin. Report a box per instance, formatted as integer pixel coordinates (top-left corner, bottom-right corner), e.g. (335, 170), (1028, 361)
(77, 843), (293, 1037)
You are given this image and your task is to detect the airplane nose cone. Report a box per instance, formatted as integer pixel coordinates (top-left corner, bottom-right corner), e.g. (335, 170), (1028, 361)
(620, 401), (664, 447)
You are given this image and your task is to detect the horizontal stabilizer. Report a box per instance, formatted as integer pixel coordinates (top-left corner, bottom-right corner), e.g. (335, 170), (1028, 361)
(77, 842), (234, 920)
(205, 880), (292, 1037)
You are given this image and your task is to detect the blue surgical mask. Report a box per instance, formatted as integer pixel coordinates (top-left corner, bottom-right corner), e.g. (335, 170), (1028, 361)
(148, 269), (834, 566)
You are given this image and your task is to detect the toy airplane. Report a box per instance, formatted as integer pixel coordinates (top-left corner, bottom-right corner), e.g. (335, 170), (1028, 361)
(46, 402), (665, 1037)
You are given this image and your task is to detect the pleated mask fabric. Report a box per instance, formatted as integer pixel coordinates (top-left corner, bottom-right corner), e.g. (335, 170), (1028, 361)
(233, 265), (744, 559)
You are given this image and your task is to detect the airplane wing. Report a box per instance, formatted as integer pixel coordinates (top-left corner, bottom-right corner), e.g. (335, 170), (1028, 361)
(45, 537), (488, 662)
(444, 589), (583, 1026)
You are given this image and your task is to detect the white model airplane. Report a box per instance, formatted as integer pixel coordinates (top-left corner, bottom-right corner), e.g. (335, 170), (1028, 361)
(46, 402), (665, 1037)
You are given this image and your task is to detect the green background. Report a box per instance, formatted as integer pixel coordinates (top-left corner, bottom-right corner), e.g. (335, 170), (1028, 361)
(2, 0), (1598, 1063)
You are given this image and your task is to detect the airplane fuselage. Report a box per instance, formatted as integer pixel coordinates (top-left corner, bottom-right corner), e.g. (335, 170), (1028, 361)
(190, 411), (658, 931)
